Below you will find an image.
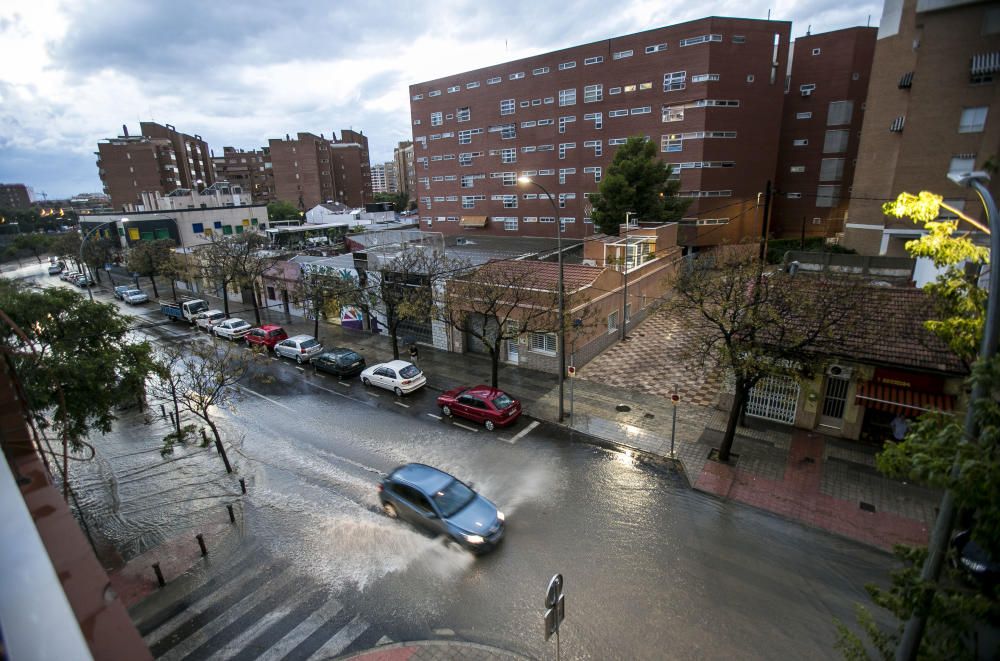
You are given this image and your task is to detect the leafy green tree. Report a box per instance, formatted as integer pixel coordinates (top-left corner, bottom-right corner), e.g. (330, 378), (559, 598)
(836, 191), (998, 660)
(0, 279), (156, 446)
(267, 200), (303, 221)
(374, 191), (410, 212)
(126, 239), (176, 298)
(295, 266), (353, 341)
(669, 244), (861, 462)
(588, 136), (689, 235)
(13, 233), (52, 264)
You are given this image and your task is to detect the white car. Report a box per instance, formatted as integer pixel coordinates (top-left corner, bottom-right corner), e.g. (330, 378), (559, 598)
(360, 360), (426, 396)
(194, 309), (226, 331)
(122, 289), (149, 304)
(274, 335), (324, 364)
(213, 318), (252, 340)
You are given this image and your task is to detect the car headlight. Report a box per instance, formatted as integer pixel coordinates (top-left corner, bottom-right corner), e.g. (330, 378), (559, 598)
(496, 511), (505, 522)
(464, 534), (485, 545)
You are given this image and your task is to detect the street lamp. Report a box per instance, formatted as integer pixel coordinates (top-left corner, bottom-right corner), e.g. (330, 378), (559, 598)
(80, 220), (118, 302)
(517, 175), (566, 422)
(896, 170), (1000, 660)
(621, 211), (636, 342)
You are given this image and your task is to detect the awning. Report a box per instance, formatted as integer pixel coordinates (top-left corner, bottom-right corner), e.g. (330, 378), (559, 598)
(460, 215), (488, 228)
(855, 381), (955, 416)
(971, 52), (1000, 76)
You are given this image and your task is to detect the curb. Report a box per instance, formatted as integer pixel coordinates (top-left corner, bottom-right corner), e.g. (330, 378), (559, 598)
(337, 639), (531, 661)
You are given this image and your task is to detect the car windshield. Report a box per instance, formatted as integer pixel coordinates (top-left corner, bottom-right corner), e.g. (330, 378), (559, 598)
(338, 352), (361, 365)
(210, 313), (224, 320)
(432, 479), (477, 518)
(399, 364), (421, 378)
(300, 339), (319, 349)
(190, 302), (208, 314)
(492, 393), (514, 409)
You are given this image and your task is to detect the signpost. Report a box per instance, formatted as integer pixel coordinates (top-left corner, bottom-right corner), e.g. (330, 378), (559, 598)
(670, 390), (680, 457)
(544, 573), (566, 660)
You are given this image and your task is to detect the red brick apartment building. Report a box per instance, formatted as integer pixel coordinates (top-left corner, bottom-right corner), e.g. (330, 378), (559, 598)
(0, 183), (31, 209)
(770, 27), (877, 240)
(96, 122), (215, 210)
(268, 130), (373, 211)
(409, 17), (793, 245)
(842, 0), (1000, 256)
(213, 146), (275, 204)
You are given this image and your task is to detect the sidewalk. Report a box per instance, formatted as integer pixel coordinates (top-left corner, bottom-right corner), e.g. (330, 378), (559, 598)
(124, 279), (938, 552)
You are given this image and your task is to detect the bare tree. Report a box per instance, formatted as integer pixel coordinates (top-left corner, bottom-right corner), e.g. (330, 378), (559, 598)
(438, 259), (562, 388)
(125, 239), (175, 298)
(174, 339), (253, 473)
(668, 244), (861, 462)
(230, 233), (280, 326)
(295, 266), (353, 341)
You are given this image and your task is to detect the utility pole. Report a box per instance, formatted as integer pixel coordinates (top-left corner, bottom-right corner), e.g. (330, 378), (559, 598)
(621, 211), (635, 342)
(758, 180), (773, 262)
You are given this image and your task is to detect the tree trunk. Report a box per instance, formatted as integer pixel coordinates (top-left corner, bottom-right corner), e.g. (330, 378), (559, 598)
(221, 281), (230, 316)
(172, 391), (181, 436)
(490, 345), (500, 388)
(206, 417), (233, 473)
(150, 274), (159, 298)
(390, 324), (400, 360)
(718, 382), (748, 462)
(170, 279), (176, 299)
(313, 305), (320, 340)
(252, 285), (262, 326)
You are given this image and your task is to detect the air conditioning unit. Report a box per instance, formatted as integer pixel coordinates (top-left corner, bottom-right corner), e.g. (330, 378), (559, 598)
(826, 364), (853, 378)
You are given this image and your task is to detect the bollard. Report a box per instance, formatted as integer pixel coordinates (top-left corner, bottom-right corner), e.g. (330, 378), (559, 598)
(227, 504), (236, 523)
(239, 478), (247, 494)
(152, 562), (165, 587)
(196, 533), (208, 556)
(160, 404), (167, 419)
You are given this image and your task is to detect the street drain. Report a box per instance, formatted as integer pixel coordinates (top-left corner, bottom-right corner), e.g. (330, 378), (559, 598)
(859, 501), (876, 513)
(644, 412), (655, 419)
(616, 404), (631, 412)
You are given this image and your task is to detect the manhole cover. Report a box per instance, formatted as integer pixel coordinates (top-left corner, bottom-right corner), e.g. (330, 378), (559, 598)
(616, 404), (631, 412)
(859, 501), (876, 513)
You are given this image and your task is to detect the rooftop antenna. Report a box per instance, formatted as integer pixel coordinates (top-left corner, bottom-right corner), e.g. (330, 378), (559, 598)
(867, 14), (872, 26)
(767, 8), (771, 20)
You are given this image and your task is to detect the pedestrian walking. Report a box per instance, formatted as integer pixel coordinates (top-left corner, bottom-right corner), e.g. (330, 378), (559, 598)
(409, 343), (419, 366)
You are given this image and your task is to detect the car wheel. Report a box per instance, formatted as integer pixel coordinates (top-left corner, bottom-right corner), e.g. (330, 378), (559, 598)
(441, 405), (452, 417)
(362, 377), (371, 386)
(296, 355), (303, 364)
(485, 419), (495, 431)
(394, 386), (403, 397)
(383, 502), (398, 519)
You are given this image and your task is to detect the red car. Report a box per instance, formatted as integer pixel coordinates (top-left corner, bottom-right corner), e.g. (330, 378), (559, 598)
(244, 325), (289, 351)
(437, 385), (522, 431)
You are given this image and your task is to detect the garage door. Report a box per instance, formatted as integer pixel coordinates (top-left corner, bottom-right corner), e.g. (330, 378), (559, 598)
(464, 313), (498, 355)
(745, 375), (800, 425)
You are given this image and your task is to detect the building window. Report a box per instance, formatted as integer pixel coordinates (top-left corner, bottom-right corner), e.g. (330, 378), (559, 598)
(661, 135), (683, 152)
(429, 90), (441, 97)
(584, 84), (603, 103)
(559, 88), (577, 106)
(816, 185), (840, 207)
(502, 172), (516, 186)
(959, 107), (989, 133)
(746, 74), (755, 83)
(793, 138), (809, 146)
(487, 76), (502, 85)
(461, 175), (474, 188)
(559, 61), (576, 70)
(448, 85), (460, 93)
(502, 148), (517, 163)
(520, 100), (530, 108)
(530, 332), (557, 355)
(466, 81), (480, 89)
(733, 35), (746, 43)
(800, 83), (816, 95)
(691, 74), (720, 82)
(608, 310), (619, 333)
(827, 101), (853, 126)
(645, 43), (668, 54)
(664, 71), (686, 91)
(584, 56), (604, 65)
(431, 112), (442, 126)
(679, 34), (722, 47)
(812, 48), (821, 56)
(503, 195), (518, 208)
(786, 192), (802, 199)
(558, 168), (575, 184)
(500, 99), (515, 115)
(558, 116), (576, 133)
(584, 166), (602, 182)
(609, 87), (622, 95)
(533, 66), (550, 75)
(457, 107), (470, 122)
(790, 165), (805, 173)
(609, 109), (628, 117)
(584, 140), (602, 157)
(613, 49), (634, 60)
(624, 84), (637, 92)
(949, 156), (976, 174)
(412, 94), (424, 100)
(501, 124), (516, 139)
(796, 111), (812, 119)
(503, 217), (519, 231)
(584, 112), (603, 129)
(630, 106), (651, 115)
(663, 106), (684, 122)
(192, 222), (204, 233)
(510, 71), (525, 80)
(609, 138), (628, 145)
(819, 158), (845, 181)
(823, 129), (849, 153)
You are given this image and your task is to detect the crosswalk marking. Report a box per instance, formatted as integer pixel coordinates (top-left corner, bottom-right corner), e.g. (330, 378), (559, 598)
(252, 598), (344, 661)
(305, 615), (369, 660)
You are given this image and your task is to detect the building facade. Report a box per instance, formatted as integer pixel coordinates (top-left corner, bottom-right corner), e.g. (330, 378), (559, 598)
(394, 141), (416, 202)
(371, 163), (388, 193)
(213, 147), (275, 204)
(841, 0), (1000, 255)
(770, 27), (878, 240)
(268, 130), (373, 211)
(96, 122), (215, 210)
(409, 17), (793, 244)
(0, 183), (31, 209)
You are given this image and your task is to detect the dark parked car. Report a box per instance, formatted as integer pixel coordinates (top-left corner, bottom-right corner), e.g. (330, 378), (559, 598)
(952, 529), (999, 587)
(437, 385), (522, 431)
(378, 463), (505, 554)
(312, 348), (366, 378)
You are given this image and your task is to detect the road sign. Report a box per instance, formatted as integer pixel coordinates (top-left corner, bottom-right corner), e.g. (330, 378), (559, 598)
(567, 365), (576, 378)
(544, 573), (565, 641)
(671, 393), (680, 403)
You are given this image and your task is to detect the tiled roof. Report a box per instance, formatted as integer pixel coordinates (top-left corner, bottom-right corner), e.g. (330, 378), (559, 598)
(467, 260), (605, 292)
(826, 286), (966, 375)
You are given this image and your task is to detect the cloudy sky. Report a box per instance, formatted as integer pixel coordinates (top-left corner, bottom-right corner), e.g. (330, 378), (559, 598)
(0, 0), (881, 200)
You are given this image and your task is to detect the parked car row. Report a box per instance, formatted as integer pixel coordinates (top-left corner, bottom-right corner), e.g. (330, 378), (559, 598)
(58, 269), (94, 287)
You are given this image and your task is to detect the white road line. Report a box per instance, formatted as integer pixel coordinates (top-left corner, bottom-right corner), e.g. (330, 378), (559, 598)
(295, 366), (305, 372)
(254, 599), (344, 661)
(304, 615), (369, 661)
(239, 386), (295, 412)
(453, 422), (479, 433)
(427, 413), (442, 420)
(338, 381), (351, 387)
(367, 392), (380, 398)
(394, 401), (410, 408)
(507, 420), (540, 444)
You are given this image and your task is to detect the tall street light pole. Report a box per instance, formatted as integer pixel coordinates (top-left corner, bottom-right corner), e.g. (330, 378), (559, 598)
(622, 211), (635, 342)
(518, 176), (566, 422)
(896, 171), (1000, 660)
(80, 220), (117, 302)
